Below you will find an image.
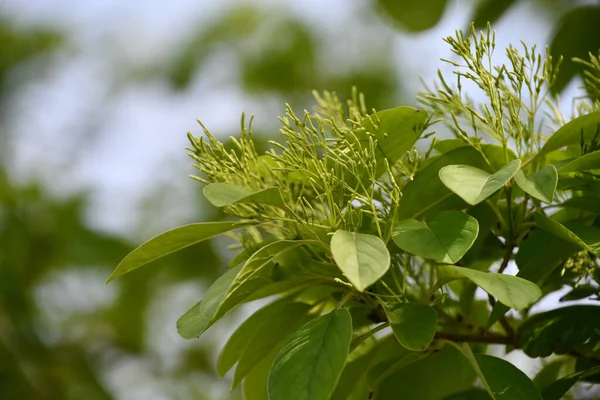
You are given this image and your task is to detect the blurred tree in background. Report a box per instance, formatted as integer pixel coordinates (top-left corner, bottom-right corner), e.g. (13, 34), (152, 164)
(2, 0), (600, 399)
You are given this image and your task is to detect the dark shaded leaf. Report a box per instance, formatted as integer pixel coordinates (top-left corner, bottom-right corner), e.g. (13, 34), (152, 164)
(518, 305), (600, 357)
(549, 6), (600, 94)
(376, 0), (448, 32)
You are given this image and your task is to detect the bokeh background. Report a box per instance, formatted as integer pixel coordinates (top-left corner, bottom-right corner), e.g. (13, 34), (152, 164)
(2, 0), (599, 399)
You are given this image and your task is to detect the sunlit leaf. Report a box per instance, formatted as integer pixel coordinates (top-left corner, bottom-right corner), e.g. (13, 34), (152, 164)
(439, 160), (521, 205)
(399, 145), (512, 219)
(559, 150), (600, 172)
(535, 111), (600, 158)
(176, 265), (241, 339)
(268, 308), (352, 400)
(107, 221), (254, 282)
(215, 240), (320, 321)
(386, 303), (437, 351)
(392, 210), (479, 264)
(514, 166), (557, 203)
(203, 183), (286, 208)
(330, 230), (390, 292)
(446, 265), (542, 310)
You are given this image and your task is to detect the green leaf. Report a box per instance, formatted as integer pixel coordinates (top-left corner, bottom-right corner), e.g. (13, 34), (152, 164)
(268, 308), (353, 400)
(536, 112), (600, 158)
(398, 144), (512, 219)
(567, 223), (600, 257)
(533, 359), (570, 392)
(474, 354), (542, 400)
(231, 302), (313, 388)
(386, 303), (437, 351)
(330, 230), (390, 292)
(559, 150), (600, 172)
(243, 347), (278, 400)
(203, 183), (285, 208)
(439, 159), (521, 205)
(176, 265), (241, 339)
(217, 297), (308, 377)
(514, 166), (557, 203)
(519, 306), (600, 358)
(372, 346), (476, 400)
(443, 389), (492, 400)
(367, 352), (428, 390)
(486, 228), (582, 327)
(361, 106), (429, 176)
(472, 0), (516, 29)
(107, 221), (254, 282)
(533, 213), (594, 254)
(441, 342), (494, 399)
(447, 265), (542, 310)
(562, 196), (600, 214)
(434, 139), (468, 154)
(560, 285), (599, 302)
(549, 6), (600, 95)
(515, 229), (581, 284)
(376, 0), (447, 32)
(215, 240), (319, 322)
(331, 341), (381, 400)
(541, 371), (583, 400)
(392, 210), (479, 264)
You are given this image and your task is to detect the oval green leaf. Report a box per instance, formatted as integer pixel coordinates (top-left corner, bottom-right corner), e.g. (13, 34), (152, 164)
(439, 159), (521, 205)
(398, 144), (513, 219)
(448, 265), (542, 310)
(474, 354), (543, 400)
(203, 183), (285, 208)
(559, 150), (600, 172)
(107, 221), (254, 283)
(386, 303), (437, 351)
(268, 308), (353, 400)
(330, 230), (390, 292)
(514, 166), (557, 203)
(392, 210), (479, 264)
